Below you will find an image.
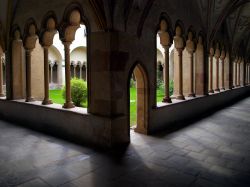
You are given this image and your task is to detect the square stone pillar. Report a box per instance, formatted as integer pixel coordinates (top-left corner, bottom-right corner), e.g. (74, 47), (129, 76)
(88, 31), (132, 145)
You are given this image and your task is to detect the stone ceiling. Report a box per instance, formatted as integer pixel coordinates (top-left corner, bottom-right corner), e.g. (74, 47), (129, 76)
(0, 0), (250, 58)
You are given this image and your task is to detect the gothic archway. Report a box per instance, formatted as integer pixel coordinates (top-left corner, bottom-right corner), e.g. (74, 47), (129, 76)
(128, 63), (148, 134)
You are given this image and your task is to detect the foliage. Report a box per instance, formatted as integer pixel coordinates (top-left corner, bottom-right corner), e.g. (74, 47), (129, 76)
(130, 78), (136, 88)
(169, 80), (174, 96)
(62, 78), (87, 107)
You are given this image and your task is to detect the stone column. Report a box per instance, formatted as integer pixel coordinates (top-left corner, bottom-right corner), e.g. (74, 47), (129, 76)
(42, 46), (53, 105)
(79, 62), (83, 79)
(237, 59), (241, 87)
(63, 42), (75, 108)
(247, 63), (250, 85)
(162, 45), (172, 103)
(186, 32), (195, 97)
(174, 26), (185, 100)
(0, 55), (4, 96)
(234, 59), (237, 88)
(158, 21), (172, 103)
(25, 49), (34, 102)
(73, 63), (77, 77)
(214, 44), (220, 92)
(209, 48), (214, 93)
(220, 49), (225, 90)
(50, 63), (54, 83)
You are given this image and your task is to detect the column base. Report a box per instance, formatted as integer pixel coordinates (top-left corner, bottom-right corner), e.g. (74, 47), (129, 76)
(188, 93), (196, 97)
(176, 95), (185, 100)
(208, 90), (214, 93)
(220, 87), (225, 91)
(25, 97), (35, 102)
(162, 97), (172, 103)
(214, 88), (220, 92)
(0, 93), (5, 97)
(63, 102), (75, 109)
(42, 99), (53, 105)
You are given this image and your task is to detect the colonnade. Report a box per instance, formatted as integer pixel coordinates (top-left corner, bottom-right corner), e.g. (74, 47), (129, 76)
(158, 20), (205, 103)
(158, 20), (249, 105)
(70, 61), (87, 80)
(9, 10), (83, 109)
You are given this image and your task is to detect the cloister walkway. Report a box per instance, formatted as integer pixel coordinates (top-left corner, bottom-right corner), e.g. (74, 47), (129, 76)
(0, 97), (250, 187)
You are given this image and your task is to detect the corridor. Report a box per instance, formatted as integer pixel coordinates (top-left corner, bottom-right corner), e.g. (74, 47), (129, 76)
(0, 97), (250, 187)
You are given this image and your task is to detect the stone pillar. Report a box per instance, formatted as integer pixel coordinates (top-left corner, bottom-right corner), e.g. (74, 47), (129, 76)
(158, 20), (172, 103)
(42, 46), (53, 105)
(234, 59), (237, 88)
(242, 59), (245, 86)
(237, 59), (241, 87)
(220, 49), (225, 90)
(246, 63), (250, 85)
(214, 44), (220, 92)
(73, 63), (77, 77)
(63, 42), (75, 108)
(209, 48), (214, 93)
(25, 49), (34, 102)
(174, 26), (185, 100)
(224, 52), (230, 90)
(0, 55), (4, 96)
(186, 32), (195, 97)
(24, 24), (38, 102)
(50, 63), (54, 83)
(162, 45), (171, 103)
(195, 36), (205, 95)
(79, 62), (83, 80)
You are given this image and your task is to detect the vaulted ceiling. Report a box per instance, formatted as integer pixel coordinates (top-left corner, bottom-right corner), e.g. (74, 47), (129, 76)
(0, 0), (250, 58)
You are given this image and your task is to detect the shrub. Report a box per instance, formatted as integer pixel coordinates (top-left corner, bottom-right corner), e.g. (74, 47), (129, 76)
(169, 80), (174, 96)
(62, 78), (87, 107)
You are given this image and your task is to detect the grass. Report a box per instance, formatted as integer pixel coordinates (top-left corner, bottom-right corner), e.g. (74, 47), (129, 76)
(129, 87), (165, 126)
(49, 87), (165, 126)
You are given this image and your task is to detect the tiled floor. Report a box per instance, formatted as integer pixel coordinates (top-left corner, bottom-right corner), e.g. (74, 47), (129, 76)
(0, 97), (250, 187)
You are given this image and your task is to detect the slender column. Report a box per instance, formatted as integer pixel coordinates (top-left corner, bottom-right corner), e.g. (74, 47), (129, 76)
(247, 64), (249, 85)
(209, 48), (214, 93)
(215, 59), (219, 91)
(176, 48), (185, 100)
(63, 42), (75, 108)
(188, 51), (195, 97)
(242, 60), (246, 86)
(42, 47), (53, 105)
(79, 63), (83, 80)
(50, 63), (54, 83)
(25, 49), (34, 102)
(0, 56), (4, 96)
(248, 64), (250, 85)
(234, 60), (237, 87)
(220, 50), (225, 90)
(162, 45), (172, 103)
(73, 64), (76, 77)
(237, 60), (241, 87)
(186, 33), (195, 97)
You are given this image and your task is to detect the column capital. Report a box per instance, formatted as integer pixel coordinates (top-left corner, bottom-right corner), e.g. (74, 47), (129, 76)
(220, 50), (226, 61)
(63, 41), (72, 47)
(209, 47), (214, 57)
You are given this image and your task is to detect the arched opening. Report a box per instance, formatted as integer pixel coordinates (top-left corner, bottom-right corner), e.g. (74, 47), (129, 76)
(129, 63), (148, 134)
(48, 23), (88, 108)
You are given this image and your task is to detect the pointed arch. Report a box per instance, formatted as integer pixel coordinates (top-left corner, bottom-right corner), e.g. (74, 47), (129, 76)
(128, 62), (149, 134)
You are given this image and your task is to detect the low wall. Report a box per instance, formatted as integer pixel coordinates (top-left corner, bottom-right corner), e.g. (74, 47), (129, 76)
(150, 86), (250, 133)
(0, 101), (116, 147)
(0, 86), (249, 148)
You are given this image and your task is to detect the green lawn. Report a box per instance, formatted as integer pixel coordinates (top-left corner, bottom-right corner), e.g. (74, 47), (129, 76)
(49, 88), (165, 126)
